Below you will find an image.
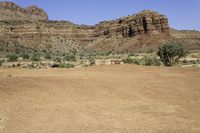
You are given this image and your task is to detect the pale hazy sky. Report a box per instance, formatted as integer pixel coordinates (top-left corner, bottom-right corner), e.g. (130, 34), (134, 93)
(4, 0), (200, 30)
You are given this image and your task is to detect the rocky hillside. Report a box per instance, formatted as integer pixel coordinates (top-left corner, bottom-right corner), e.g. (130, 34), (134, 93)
(95, 10), (169, 37)
(0, 1), (199, 56)
(0, 2), (48, 21)
(87, 10), (170, 53)
(170, 29), (200, 51)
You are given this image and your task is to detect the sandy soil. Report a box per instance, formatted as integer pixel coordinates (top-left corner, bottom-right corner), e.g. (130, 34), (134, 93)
(0, 65), (200, 133)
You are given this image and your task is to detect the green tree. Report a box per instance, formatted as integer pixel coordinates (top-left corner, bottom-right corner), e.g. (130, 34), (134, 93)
(157, 42), (188, 66)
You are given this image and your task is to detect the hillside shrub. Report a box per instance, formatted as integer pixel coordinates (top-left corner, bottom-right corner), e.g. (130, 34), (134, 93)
(123, 54), (161, 66)
(31, 54), (40, 61)
(128, 53), (135, 57)
(65, 54), (76, 62)
(58, 64), (66, 68)
(65, 63), (75, 68)
(21, 53), (30, 60)
(146, 49), (153, 53)
(44, 53), (52, 60)
(123, 57), (140, 65)
(58, 63), (75, 68)
(0, 60), (4, 66)
(141, 55), (161, 66)
(54, 57), (62, 62)
(6, 54), (18, 62)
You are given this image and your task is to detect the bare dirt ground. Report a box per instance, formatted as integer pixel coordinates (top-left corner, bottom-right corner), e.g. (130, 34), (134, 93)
(0, 65), (200, 133)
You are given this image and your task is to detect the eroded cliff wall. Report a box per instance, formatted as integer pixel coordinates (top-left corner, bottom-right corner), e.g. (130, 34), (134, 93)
(1, 2), (198, 54)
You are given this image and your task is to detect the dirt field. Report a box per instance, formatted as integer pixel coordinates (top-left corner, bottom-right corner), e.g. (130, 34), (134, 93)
(0, 65), (200, 133)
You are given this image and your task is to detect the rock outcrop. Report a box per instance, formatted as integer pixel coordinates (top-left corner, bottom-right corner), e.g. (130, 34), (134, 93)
(0, 2), (198, 55)
(0, 2), (48, 21)
(95, 10), (169, 38)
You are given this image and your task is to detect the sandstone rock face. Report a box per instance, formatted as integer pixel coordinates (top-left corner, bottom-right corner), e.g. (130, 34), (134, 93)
(0, 2), (48, 21)
(1, 2), (198, 55)
(84, 10), (170, 53)
(95, 10), (169, 38)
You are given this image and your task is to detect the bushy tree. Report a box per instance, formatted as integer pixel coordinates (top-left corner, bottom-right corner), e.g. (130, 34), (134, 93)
(157, 42), (188, 66)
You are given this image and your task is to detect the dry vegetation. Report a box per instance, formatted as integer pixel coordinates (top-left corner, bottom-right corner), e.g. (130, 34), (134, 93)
(0, 65), (200, 133)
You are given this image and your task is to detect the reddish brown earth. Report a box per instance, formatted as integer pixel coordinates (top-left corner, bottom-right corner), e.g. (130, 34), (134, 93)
(0, 65), (200, 133)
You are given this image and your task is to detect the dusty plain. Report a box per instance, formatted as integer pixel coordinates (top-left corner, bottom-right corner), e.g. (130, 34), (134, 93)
(0, 65), (200, 133)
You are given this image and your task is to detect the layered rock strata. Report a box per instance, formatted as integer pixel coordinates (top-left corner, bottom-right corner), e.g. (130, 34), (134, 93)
(4, 2), (199, 54)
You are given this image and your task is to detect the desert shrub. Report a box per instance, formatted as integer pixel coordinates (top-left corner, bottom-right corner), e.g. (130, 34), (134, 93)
(58, 64), (66, 68)
(123, 57), (140, 65)
(31, 54), (40, 61)
(152, 57), (162, 66)
(157, 42), (188, 66)
(123, 54), (161, 66)
(21, 53), (30, 60)
(128, 53), (135, 57)
(6, 54), (18, 62)
(65, 63), (75, 68)
(106, 51), (113, 56)
(15, 49), (20, 54)
(54, 57), (62, 62)
(57, 63), (75, 68)
(146, 49), (153, 53)
(71, 48), (78, 55)
(88, 53), (97, 60)
(42, 49), (47, 53)
(65, 54), (76, 62)
(44, 53), (52, 60)
(141, 55), (161, 66)
(0, 60), (4, 66)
